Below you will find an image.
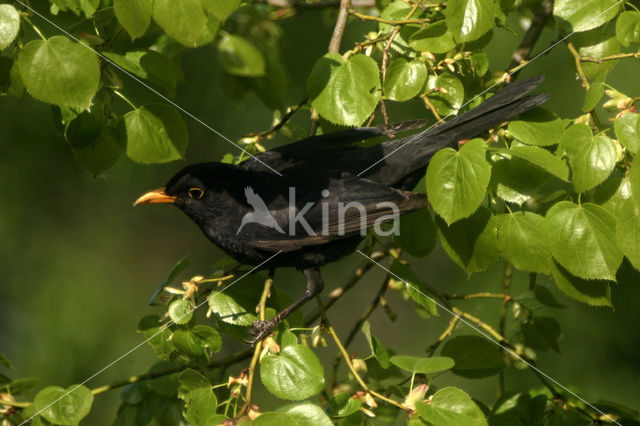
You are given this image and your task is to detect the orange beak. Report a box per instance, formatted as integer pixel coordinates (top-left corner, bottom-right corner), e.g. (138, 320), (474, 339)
(134, 187), (177, 206)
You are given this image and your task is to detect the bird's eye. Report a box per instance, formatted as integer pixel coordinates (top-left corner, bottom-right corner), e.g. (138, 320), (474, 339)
(188, 187), (204, 199)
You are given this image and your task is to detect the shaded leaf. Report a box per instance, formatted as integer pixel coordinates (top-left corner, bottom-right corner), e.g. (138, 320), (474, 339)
(583, 81), (604, 112)
(390, 355), (454, 374)
(521, 316), (562, 352)
(441, 335), (505, 378)
(550, 261), (612, 307)
(178, 369), (218, 426)
(148, 255), (191, 305)
(153, 0), (207, 46)
(395, 208), (437, 258)
(104, 50), (177, 93)
(329, 393), (362, 417)
(390, 261), (437, 316)
(616, 198), (640, 270)
(217, 34), (266, 77)
(113, 0), (152, 40)
(533, 285), (566, 308)
(202, 0), (241, 21)
(361, 321), (391, 368)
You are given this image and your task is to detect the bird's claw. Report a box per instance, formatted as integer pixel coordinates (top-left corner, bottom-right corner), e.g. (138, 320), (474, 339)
(247, 319), (276, 346)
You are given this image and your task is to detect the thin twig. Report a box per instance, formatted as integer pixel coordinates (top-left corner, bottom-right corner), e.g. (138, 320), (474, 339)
(329, 0), (351, 53)
(508, 0), (553, 76)
(243, 98), (308, 140)
(348, 8), (434, 25)
(565, 39), (590, 89)
(498, 263), (513, 397)
(580, 52), (640, 63)
(259, 0), (374, 8)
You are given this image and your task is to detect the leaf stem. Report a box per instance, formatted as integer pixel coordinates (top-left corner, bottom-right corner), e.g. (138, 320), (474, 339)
(21, 15), (46, 41)
(112, 90), (137, 110)
(348, 8), (435, 25)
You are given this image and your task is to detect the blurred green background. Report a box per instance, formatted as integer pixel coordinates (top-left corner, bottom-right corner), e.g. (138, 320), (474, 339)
(2, 6), (639, 424)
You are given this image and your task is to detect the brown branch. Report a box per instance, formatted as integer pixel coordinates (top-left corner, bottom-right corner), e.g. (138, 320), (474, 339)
(565, 39), (590, 89)
(580, 52), (640, 63)
(508, 0), (553, 75)
(498, 263), (513, 397)
(348, 8), (434, 25)
(328, 0), (351, 53)
(243, 98), (308, 140)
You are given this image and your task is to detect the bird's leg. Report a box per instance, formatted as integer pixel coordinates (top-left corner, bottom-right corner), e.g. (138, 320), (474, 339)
(248, 268), (324, 345)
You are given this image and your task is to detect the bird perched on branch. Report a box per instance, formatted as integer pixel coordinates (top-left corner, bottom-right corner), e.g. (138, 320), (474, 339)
(135, 76), (548, 343)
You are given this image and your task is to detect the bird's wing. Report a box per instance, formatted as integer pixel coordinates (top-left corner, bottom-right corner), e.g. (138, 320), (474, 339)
(244, 174), (429, 252)
(238, 119), (427, 173)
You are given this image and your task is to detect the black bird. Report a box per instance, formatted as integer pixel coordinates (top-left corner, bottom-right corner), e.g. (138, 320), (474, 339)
(135, 76), (548, 342)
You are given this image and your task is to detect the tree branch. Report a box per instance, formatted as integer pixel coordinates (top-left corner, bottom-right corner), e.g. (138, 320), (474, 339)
(508, 0), (553, 75)
(328, 0), (352, 53)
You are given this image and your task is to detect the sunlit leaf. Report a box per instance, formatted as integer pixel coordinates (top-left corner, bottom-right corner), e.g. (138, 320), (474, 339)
(415, 387), (488, 426)
(446, 0), (495, 43)
(0, 4), (20, 50)
(507, 109), (564, 147)
(554, 0), (620, 32)
(153, 0), (207, 46)
(614, 112), (640, 154)
(409, 21), (456, 53)
(260, 345), (324, 400)
(384, 58), (427, 102)
(616, 11), (640, 47)
(34, 385), (93, 425)
(114, 0), (152, 40)
(497, 212), (553, 274)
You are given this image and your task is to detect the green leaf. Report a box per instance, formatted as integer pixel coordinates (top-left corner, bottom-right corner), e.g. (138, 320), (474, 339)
(137, 315), (175, 360)
(426, 72), (464, 116)
(104, 50), (177, 93)
(18, 36), (100, 109)
(114, 0), (152, 40)
(553, 0), (620, 32)
(153, 0), (207, 46)
(4, 378), (40, 396)
(279, 403), (333, 426)
(551, 261), (612, 307)
(507, 109), (564, 147)
(614, 112), (640, 154)
(583, 81), (605, 112)
(253, 412), (297, 426)
(521, 316), (561, 352)
(361, 321), (391, 368)
(545, 201), (622, 280)
(469, 52), (489, 76)
(202, 0), (241, 21)
(148, 255), (191, 305)
(564, 133), (616, 193)
(436, 207), (500, 275)
(171, 326), (222, 360)
(595, 174), (632, 217)
(533, 285), (566, 308)
(616, 198), (640, 270)
(148, 361), (180, 397)
(65, 108), (122, 176)
(51, 0), (99, 17)
(0, 4), (20, 50)
(168, 299), (193, 324)
(34, 385), (93, 425)
(491, 392), (546, 426)
(427, 138), (491, 224)
(378, 1), (413, 34)
(509, 144), (569, 181)
(415, 387), (488, 426)
(441, 335), (505, 378)
(574, 31), (621, 80)
(446, 0), (495, 43)
(308, 53), (381, 126)
(390, 355), (454, 374)
(384, 58), (427, 102)
(329, 393), (362, 417)
(260, 344), (324, 400)
(217, 34), (266, 77)
(208, 282), (259, 326)
(497, 212), (553, 274)
(178, 369), (218, 426)
(0, 353), (11, 369)
(395, 209), (437, 258)
(616, 11), (640, 47)
(409, 21), (456, 53)
(631, 157), (640, 203)
(390, 261), (438, 316)
(490, 156), (549, 205)
(123, 104), (188, 164)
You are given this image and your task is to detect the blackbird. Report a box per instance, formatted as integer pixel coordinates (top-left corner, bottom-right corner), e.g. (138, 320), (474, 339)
(135, 76), (548, 342)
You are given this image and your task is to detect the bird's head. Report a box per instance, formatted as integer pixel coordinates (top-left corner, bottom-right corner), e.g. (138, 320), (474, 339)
(134, 162), (231, 218)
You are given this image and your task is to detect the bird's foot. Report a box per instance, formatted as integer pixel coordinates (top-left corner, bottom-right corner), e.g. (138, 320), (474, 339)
(247, 319), (277, 346)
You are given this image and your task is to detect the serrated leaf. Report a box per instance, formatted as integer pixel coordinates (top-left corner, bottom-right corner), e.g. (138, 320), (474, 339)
(361, 321), (391, 368)
(441, 335), (505, 378)
(509, 144), (569, 181)
(0, 4), (20, 50)
(426, 72), (464, 116)
(123, 104), (188, 164)
(583, 81), (604, 112)
(490, 156), (548, 205)
(390, 355), (454, 374)
(565, 133), (616, 193)
(553, 0), (620, 32)
(153, 0), (207, 46)
(202, 0), (241, 21)
(260, 345), (324, 400)
(521, 316), (561, 352)
(114, 0), (152, 40)
(446, 0), (495, 43)
(550, 261), (612, 307)
(574, 31), (621, 80)
(497, 212), (553, 273)
(104, 50), (177, 93)
(395, 208), (437, 258)
(308, 53), (381, 126)
(168, 299), (193, 324)
(208, 282), (260, 326)
(491, 392), (547, 426)
(508, 109), (564, 147)
(415, 387), (488, 426)
(279, 403), (333, 426)
(436, 207), (500, 275)
(178, 369), (218, 425)
(427, 138), (491, 224)
(384, 58), (427, 102)
(4, 378), (40, 396)
(616, 198), (640, 270)
(409, 21), (456, 53)
(18, 36), (100, 109)
(534, 285), (566, 308)
(34, 385), (93, 425)
(616, 11), (640, 47)
(51, 0), (99, 17)
(390, 261), (438, 316)
(217, 34), (266, 77)
(545, 201), (622, 280)
(148, 255), (190, 305)
(595, 174), (632, 217)
(137, 315), (175, 360)
(614, 112), (640, 154)
(147, 361), (180, 397)
(329, 393), (362, 417)
(469, 52), (489, 76)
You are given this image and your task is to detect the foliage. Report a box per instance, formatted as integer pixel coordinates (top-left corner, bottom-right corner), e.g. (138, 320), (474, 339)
(2, 0), (640, 425)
